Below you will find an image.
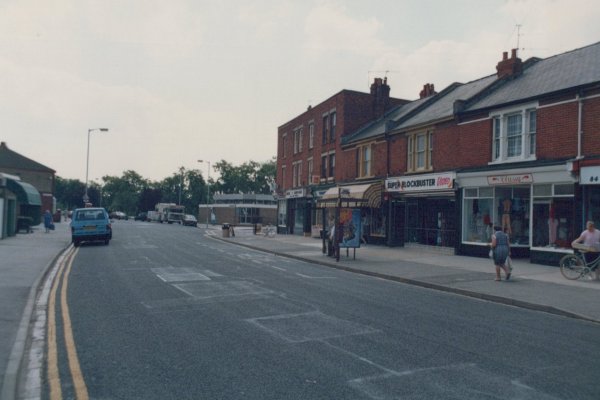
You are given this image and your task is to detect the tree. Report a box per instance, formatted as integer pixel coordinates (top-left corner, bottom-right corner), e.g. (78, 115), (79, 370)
(101, 170), (149, 214)
(55, 177), (86, 210)
(212, 158), (276, 194)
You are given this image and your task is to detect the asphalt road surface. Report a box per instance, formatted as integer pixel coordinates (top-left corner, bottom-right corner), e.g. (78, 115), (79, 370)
(43, 220), (600, 400)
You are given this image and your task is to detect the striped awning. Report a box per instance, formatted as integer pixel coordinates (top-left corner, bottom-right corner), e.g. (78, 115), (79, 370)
(317, 182), (382, 208)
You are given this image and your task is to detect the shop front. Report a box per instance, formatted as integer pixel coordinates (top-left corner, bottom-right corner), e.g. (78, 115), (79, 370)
(385, 172), (457, 249)
(581, 166), (600, 226)
(282, 188), (312, 236)
(457, 163), (579, 265)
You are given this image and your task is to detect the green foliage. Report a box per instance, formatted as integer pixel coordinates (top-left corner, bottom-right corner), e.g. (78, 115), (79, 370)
(54, 159), (275, 215)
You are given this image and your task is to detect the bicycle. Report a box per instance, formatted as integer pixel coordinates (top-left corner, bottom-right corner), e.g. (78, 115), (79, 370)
(559, 243), (600, 280)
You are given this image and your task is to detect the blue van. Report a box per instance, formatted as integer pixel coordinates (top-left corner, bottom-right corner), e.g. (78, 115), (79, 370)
(70, 207), (112, 246)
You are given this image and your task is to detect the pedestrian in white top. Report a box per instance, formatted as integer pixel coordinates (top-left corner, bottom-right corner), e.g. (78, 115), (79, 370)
(572, 220), (600, 279)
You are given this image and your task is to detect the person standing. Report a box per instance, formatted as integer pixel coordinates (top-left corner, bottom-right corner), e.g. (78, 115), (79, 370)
(572, 221), (600, 279)
(490, 225), (511, 281)
(43, 210), (52, 233)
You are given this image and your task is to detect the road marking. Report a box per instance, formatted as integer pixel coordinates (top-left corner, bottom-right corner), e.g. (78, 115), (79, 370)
(296, 273), (335, 279)
(47, 249), (68, 400)
(46, 246), (90, 400)
(60, 248), (89, 400)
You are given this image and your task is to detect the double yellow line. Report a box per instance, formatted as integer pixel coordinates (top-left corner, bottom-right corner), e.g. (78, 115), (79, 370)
(47, 246), (89, 400)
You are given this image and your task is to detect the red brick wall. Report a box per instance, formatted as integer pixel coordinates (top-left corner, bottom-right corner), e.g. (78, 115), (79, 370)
(537, 102), (579, 159)
(582, 96), (600, 156)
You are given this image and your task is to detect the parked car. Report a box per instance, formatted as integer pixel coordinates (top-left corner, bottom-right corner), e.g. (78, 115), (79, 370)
(110, 211), (128, 220)
(70, 207), (112, 246)
(134, 212), (148, 221)
(182, 214), (198, 227)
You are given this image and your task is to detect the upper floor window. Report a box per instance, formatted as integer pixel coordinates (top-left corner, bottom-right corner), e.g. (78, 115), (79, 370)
(329, 153), (336, 178)
(407, 131), (432, 172)
(358, 144), (372, 178)
(322, 115), (329, 145)
(492, 107), (537, 163)
(307, 158), (315, 184)
(321, 154), (327, 178)
(308, 122), (314, 149)
(292, 161), (302, 187)
(281, 165), (286, 188)
(330, 112), (337, 142)
(293, 128), (303, 154)
(282, 133), (288, 158)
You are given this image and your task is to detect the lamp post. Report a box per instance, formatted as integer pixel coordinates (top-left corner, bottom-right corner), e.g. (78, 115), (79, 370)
(85, 128), (108, 204)
(198, 160), (210, 228)
(178, 166), (185, 205)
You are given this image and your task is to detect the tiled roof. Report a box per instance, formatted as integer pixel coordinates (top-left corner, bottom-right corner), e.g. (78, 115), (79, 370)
(466, 41), (600, 111)
(0, 142), (55, 173)
(396, 75), (497, 129)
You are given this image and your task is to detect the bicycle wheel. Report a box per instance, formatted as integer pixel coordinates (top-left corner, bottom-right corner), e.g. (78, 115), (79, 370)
(559, 254), (585, 280)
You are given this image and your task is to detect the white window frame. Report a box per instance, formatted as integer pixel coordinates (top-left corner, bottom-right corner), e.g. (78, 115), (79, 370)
(307, 157), (314, 183)
(358, 144), (373, 178)
(407, 131), (432, 172)
(490, 103), (537, 164)
(308, 121), (314, 149)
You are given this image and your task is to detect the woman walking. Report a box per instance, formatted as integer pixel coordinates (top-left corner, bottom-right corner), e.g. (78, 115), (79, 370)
(490, 226), (511, 281)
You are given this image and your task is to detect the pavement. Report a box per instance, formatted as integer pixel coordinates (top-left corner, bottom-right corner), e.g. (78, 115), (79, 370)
(1, 222), (599, 400)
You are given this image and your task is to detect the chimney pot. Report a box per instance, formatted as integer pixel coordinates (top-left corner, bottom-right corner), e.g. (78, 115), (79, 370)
(511, 48), (517, 58)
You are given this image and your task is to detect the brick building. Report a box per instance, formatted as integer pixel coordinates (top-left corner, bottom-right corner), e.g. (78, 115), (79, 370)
(276, 41), (600, 265)
(275, 78), (408, 235)
(0, 142), (55, 237)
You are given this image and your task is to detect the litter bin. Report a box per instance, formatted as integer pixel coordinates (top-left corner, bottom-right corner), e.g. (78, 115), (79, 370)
(222, 223), (230, 238)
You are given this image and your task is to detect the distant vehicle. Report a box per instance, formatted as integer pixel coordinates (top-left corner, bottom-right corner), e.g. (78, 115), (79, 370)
(182, 214), (198, 227)
(70, 207), (112, 246)
(110, 211), (128, 220)
(134, 212), (148, 221)
(154, 203), (185, 224)
(147, 210), (161, 222)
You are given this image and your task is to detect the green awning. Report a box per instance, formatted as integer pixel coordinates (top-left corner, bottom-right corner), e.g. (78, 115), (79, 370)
(6, 179), (42, 206)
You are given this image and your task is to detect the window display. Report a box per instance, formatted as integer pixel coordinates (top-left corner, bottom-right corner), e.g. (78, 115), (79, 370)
(463, 186), (530, 246)
(531, 184), (575, 250)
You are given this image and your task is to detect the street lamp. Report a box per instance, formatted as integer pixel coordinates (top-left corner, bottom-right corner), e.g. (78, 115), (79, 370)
(198, 160), (210, 228)
(178, 166), (185, 205)
(85, 128), (108, 204)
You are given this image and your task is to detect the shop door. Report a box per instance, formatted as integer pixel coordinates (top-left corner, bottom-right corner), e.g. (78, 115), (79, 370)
(405, 199), (419, 243)
(389, 200), (405, 246)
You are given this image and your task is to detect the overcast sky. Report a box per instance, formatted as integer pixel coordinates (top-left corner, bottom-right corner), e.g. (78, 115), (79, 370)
(1, 0), (599, 182)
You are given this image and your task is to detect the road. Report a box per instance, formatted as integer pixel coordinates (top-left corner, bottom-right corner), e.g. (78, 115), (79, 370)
(43, 220), (600, 399)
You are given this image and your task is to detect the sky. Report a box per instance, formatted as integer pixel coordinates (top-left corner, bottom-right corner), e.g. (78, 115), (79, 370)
(1, 0), (599, 183)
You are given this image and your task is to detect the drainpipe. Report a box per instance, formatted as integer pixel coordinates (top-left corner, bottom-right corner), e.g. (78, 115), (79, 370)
(577, 94), (583, 159)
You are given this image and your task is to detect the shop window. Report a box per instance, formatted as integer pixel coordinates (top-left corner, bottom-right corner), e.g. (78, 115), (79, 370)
(463, 189), (494, 244)
(369, 207), (386, 237)
(462, 186), (530, 246)
(531, 184), (575, 250)
(278, 200), (287, 227)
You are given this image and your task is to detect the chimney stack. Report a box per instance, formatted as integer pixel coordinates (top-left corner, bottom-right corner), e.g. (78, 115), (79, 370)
(419, 83), (437, 99)
(370, 77), (391, 118)
(496, 48), (523, 79)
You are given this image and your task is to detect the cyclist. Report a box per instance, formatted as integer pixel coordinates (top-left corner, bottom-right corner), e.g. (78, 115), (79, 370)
(572, 220), (600, 280)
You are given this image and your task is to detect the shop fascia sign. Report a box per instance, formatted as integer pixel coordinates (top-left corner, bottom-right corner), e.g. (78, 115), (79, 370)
(580, 166), (600, 185)
(285, 188), (306, 198)
(385, 172), (455, 192)
(487, 174), (533, 185)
